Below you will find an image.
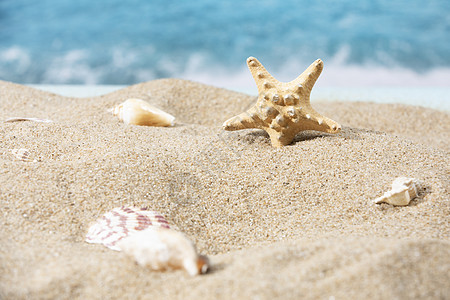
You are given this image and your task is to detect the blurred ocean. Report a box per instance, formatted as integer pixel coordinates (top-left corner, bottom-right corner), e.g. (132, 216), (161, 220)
(0, 0), (449, 90)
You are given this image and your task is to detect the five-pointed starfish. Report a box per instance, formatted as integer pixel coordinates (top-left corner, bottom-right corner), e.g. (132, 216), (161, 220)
(223, 57), (341, 147)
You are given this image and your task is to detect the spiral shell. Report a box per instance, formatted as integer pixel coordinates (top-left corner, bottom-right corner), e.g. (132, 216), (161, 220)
(118, 227), (210, 276)
(113, 99), (175, 126)
(374, 177), (420, 206)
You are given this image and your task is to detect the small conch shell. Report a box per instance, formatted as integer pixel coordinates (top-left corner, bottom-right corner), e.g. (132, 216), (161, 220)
(374, 177), (420, 206)
(118, 227), (209, 276)
(112, 99), (175, 126)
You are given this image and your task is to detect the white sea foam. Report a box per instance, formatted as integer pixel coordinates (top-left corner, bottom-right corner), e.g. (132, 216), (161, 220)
(0, 46), (31, 77)
(177, 51), (450, 90)
(43, 50), (101, 84)
(2, 46), (31, 71)
(3, 45), (449, 110)
(2, 45), (449, 89)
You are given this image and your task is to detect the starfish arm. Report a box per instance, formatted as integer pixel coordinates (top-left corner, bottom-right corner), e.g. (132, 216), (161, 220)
(246, 57), (280, 93)
(302, 109), (342, 133)
(222, 109), (259, 131)
(290, 59), (323, 97)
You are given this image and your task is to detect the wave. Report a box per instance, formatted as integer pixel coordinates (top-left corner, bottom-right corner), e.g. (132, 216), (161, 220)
(179, 52), (450, 90)
(1, 46), (449, 89)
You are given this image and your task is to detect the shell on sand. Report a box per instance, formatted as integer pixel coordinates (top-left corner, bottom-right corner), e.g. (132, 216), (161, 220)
(11, 148), (37, 162)
(5, 117), (53, 123)
(86, 207), (209, 275)
(85, 207), (172, 251)
(118, 227), (209, 276)
(374, 177), (420, 206)
(112, 99), (175, 126)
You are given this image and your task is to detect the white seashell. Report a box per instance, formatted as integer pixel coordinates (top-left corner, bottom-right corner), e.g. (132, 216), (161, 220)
(85, 207), (172, 251)
(112, 99), (175, 126)
(374, 177), (420, 206)
(118, 227), (209, 276)
(11, 148), (37, 162)
(5, 117), (53, 123)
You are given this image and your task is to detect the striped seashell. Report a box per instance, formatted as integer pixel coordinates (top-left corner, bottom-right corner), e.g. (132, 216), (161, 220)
(5, 117), (53, 123)
(85, 207), (171, 251)
(11, 148), (37, 162)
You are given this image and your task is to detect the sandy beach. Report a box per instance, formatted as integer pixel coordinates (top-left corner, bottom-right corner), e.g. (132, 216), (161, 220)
(0, 79), (449, 299)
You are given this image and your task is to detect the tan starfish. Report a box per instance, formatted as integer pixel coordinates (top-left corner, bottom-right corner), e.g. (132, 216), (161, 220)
(223, 57), (341, 147)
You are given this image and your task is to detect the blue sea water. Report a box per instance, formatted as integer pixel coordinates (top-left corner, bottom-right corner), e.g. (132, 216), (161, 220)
(0, 0), (449, 88)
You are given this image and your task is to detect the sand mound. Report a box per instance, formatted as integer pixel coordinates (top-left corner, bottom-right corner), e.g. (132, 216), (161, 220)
(0, 79), (448, 299)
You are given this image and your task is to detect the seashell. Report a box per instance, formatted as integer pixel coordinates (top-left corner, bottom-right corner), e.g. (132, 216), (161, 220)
(11, 148), (37, 162)
(112, 99), (175, 126)
(86, 207), (209, 275)
(5, 117), (53, 123)
(118, 227), (209, 276)
(85, 207), (172, 251)
(374, 177), (420, 206)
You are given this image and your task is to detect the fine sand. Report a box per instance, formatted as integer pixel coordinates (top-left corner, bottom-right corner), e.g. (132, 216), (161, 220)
(0, 79), (449, 299)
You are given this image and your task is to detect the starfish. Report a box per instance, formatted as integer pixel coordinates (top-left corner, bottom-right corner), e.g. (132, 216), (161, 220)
(223, 57), (341, 147)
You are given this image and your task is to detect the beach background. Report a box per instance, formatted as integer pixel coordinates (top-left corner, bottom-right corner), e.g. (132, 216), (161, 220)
(1, 0), (449, 108)
(0, 1), (449, 299)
